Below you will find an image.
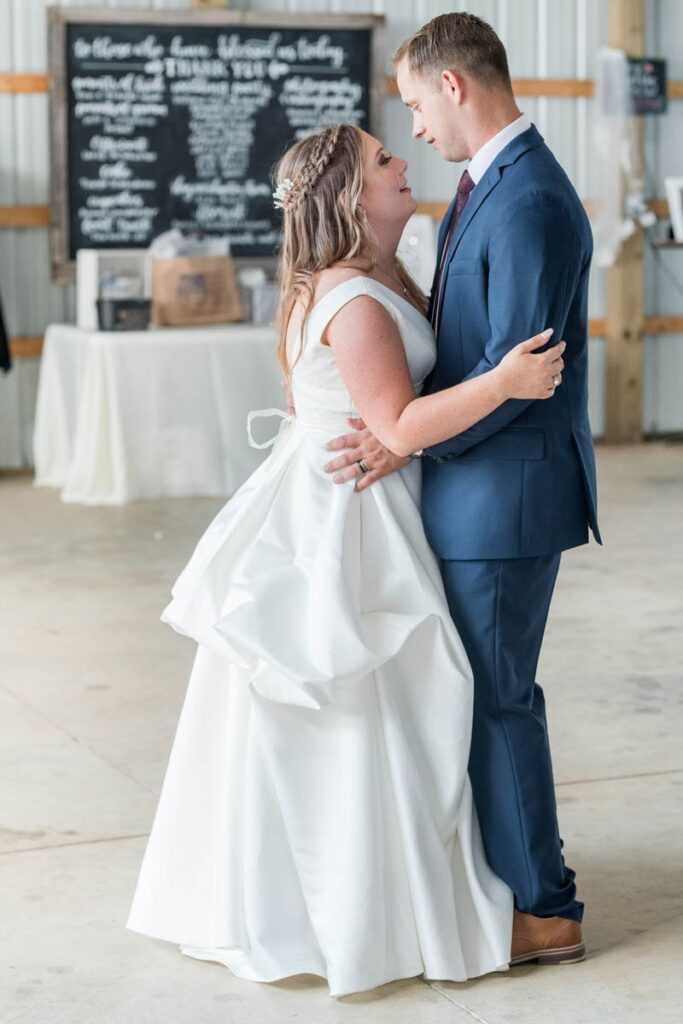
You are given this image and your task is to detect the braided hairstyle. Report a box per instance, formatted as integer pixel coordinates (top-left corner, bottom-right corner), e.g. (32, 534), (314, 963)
(274, 123), (344, 214)
(272, 123), (425, 380)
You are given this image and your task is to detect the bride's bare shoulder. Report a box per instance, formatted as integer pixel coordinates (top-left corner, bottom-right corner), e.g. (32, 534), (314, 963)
(313, 263), (371, 304)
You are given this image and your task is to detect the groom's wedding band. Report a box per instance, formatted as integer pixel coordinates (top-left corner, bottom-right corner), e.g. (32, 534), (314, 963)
(358, 459), (369, 474)
(553, 376), (560, 387)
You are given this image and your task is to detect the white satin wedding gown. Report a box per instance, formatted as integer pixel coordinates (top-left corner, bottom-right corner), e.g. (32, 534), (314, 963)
(126, 276), (513, 998)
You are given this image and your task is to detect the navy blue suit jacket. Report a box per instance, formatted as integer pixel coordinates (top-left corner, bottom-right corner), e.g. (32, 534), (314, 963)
(422, 125), (601, 560)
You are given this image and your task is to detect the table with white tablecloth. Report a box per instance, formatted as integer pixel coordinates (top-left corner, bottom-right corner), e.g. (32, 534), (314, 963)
(33, 323), (285, 505)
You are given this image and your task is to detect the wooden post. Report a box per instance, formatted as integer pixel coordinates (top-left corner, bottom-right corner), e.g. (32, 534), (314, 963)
(606, 0), (645, 443)
(190, 0), (230, 8)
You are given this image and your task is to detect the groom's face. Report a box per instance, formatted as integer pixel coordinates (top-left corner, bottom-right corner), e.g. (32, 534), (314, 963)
(396, 59), (469, 163)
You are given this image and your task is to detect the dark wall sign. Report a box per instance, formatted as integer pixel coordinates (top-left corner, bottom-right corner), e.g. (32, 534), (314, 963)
(628, 57), (668, 115)
(48, 8), (384, 282)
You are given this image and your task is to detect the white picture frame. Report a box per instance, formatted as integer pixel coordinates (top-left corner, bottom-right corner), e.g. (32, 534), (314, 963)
(664, 176), (683, 242)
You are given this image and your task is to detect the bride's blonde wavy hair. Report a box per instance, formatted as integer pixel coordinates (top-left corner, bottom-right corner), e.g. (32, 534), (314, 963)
(272, 123), (426, 380)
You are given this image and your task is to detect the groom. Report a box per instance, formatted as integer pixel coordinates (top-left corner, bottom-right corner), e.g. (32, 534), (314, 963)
(324, 12), (600, 965)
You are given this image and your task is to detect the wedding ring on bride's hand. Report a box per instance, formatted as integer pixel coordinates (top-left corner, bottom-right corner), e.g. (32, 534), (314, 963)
(358, 458), (369, 474)
(553, 375), (560, 387)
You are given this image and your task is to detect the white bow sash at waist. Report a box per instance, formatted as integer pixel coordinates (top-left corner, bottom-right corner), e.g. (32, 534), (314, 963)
(247, 405), (357, 448)
(247, 408), (294, 449)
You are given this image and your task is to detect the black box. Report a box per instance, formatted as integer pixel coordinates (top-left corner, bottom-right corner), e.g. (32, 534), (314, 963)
(96, 299), (151, 331)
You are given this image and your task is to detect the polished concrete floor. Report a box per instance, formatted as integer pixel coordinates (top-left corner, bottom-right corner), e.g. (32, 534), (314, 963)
(1, 444), (681, 1023)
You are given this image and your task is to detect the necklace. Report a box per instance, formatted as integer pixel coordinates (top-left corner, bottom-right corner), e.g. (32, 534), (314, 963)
(375, 265), (408, 297)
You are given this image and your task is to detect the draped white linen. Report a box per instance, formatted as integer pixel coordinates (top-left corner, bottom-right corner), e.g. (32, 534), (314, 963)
(33, 324), (284, 505)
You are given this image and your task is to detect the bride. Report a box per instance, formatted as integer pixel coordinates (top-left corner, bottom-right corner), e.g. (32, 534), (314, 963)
(126, 123), (565, 999)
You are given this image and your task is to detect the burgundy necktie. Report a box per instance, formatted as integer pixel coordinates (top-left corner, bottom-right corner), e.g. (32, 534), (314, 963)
(430, 168), (476, 328)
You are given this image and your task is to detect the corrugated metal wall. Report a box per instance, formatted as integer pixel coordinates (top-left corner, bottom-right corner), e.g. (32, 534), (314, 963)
(1, 0), (681, 467)
(646, 1), (683, 433)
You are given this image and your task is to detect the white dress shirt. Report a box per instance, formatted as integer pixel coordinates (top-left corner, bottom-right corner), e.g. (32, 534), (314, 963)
(467, 112), (531, 185)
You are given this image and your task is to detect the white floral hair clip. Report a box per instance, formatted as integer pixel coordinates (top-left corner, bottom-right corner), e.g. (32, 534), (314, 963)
(273, 178), (295, 209)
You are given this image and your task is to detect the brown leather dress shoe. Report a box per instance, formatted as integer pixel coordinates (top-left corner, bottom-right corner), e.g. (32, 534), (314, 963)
(510, 909), (586, 966)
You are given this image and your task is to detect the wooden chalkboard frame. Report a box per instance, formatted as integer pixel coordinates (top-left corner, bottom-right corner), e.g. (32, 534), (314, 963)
(48, 6), (385, 284)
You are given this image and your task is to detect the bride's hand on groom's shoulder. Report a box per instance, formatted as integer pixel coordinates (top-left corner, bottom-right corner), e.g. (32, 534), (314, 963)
(323, 417), (411, 492)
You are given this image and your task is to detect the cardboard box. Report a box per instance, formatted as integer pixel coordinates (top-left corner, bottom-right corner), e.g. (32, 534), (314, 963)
(151, 255), (242, 326)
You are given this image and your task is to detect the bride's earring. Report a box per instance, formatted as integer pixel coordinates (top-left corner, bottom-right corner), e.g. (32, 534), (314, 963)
(359, 207), (368, 224)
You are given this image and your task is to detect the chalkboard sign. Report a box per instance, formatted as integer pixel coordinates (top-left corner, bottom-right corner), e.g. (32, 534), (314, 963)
(48, 8), (384, 283)
(628, 57), (668, 115)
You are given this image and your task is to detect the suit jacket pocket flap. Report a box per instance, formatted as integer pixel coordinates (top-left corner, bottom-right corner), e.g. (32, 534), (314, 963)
(448, 258), (480, 276)
(457, 428), (545, 461)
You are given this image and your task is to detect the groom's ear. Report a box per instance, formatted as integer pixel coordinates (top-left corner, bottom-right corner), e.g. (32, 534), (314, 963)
(441, 69), (466, 104)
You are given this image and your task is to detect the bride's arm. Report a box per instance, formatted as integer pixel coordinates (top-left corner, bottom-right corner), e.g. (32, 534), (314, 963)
(325, 295), (564, 459)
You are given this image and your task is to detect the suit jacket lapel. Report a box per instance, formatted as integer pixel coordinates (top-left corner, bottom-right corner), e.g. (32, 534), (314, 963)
(427, 193), (458, 322)
(436, 193), (458, 256)
(431, 166), (501, 333)
(435, 125), (545, 333)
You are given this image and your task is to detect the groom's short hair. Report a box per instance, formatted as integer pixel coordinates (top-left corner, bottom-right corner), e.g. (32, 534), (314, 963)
(394, 12), (513, 94)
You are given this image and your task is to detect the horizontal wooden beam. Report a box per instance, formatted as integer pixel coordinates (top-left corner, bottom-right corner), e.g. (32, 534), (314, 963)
(641, 315), (683, 335)
(386, 77), (683, 100)
(385, 76), (593, 98)
(0, 73), (49, 93)
(514, 77), (594, 97)
(419, 198), (670, 220)
(589, 316), (683, 337)
(589, 318), (607, 338)
(9, 317), (683, 360)
(0, 206), (50, 228)
(0, 72), (681, 100)
(0, 197), (674, 231)
(9, 336), (45, 358)
(415, 201), (450, 219)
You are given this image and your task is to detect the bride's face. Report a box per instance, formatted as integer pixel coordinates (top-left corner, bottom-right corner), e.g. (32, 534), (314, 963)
(358, 130), (417, 232)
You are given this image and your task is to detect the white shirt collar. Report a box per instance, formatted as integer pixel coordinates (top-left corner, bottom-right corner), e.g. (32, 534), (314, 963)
(467, 113), (532, 185)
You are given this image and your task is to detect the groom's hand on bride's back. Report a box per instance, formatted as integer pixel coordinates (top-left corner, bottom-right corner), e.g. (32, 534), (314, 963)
(324, 417), (411, 492)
